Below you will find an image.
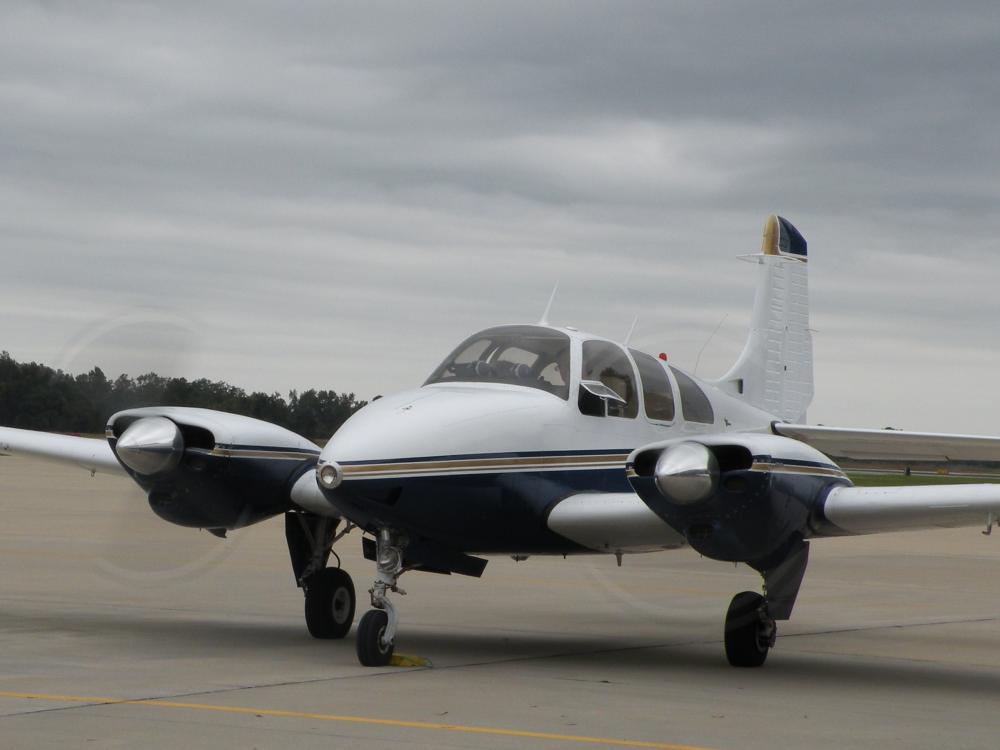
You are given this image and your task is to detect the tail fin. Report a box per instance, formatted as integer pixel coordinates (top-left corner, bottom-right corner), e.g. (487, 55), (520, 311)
(715, 215), (813, 422)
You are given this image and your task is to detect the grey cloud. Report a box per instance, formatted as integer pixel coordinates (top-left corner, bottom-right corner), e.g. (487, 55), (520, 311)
(1, 1), (999, 431)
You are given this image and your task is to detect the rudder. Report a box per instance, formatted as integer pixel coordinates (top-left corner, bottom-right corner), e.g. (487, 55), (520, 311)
(715, 215), (813, 423)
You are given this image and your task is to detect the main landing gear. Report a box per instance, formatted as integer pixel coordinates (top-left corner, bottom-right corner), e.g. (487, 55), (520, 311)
(285, 512), (357, 640)
(305, 567), (355, 638)
(723, 539), (810, 668)
(724, 591), (776, 667)
(356, 528), (407, 666)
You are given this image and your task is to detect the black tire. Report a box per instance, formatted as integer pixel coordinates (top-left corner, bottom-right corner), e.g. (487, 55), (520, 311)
(724, 591), (770, 668)
(356, 609), (395, 666)
(304, 568), (355, 639)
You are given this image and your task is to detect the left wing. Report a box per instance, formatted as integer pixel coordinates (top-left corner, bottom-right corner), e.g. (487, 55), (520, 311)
(772, 422), (1000, 477)
(626, 432), (1000, 566)
(817, 483), (1000, 536)
(0, 426), (125, 476)
(546, 492), (686, 553)
(763, 424), (1000, 533)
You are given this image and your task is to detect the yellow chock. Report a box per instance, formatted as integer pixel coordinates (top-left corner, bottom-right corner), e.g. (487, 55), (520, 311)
(389, 653), (433, 668)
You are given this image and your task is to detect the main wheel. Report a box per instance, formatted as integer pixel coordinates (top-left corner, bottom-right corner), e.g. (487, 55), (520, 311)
(724, 591), (773, 668)
(356, 609), (394, 666)
(304, 567), (356, 639)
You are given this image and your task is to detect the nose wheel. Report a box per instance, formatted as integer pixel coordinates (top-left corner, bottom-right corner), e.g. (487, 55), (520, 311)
(724, 591), (776, 667)
(356, 529), (406, 667)
(356, 609), (395, 665)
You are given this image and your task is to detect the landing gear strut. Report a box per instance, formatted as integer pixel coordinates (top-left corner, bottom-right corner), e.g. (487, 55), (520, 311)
(724, 539), (810, 668)
(356, 528), (407, 666)
(285, 512), (357, 639)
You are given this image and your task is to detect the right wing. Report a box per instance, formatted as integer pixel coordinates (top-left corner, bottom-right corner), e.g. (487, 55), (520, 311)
(0, 426), (125, 476)
(3, 412), (341, 525)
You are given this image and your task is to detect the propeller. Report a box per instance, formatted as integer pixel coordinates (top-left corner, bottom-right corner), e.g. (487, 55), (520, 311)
(49, 308), (247, 585)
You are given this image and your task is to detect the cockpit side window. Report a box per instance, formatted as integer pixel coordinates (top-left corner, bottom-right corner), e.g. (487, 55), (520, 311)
(579, 340), (638, 418)
(669, 366), (715, 424)
(630, 349), (675, 422)
(425, 326), (571, 399)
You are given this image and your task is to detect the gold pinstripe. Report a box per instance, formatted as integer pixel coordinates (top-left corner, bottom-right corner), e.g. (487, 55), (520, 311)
(749, 461), (846, 479)
(342, 453), (630, 478)
(338, 454), (846, 481)
(202, 447), (319, 461)
(625, 462), (845, 481)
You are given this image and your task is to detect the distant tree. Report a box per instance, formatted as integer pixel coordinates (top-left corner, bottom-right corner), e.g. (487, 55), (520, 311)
(288, 388), (365, 439)
(0, 353), (365, 439)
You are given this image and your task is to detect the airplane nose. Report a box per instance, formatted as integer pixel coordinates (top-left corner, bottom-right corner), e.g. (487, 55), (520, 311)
(115, 417), (185, 475)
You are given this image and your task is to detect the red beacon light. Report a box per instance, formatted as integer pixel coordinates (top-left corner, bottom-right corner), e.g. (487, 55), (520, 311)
(658, 353), (668, 361)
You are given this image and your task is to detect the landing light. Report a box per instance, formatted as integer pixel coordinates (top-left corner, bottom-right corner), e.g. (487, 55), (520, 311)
(318, 462), (343, 489)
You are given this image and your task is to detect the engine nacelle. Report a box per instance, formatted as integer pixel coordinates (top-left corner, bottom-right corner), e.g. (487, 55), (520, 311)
(627, 434), (849, 568)
(107, 407), (321, 531)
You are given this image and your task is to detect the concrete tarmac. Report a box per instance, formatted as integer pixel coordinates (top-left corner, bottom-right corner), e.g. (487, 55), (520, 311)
(3, 455), (1000, 749)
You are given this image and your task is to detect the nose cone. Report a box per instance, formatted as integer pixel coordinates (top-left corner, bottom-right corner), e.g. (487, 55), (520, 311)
(115, 416), (185, 475)
(321, 385), (564, 465)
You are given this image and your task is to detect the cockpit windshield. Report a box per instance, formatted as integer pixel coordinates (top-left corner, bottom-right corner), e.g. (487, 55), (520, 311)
(425, 325), (571, 399)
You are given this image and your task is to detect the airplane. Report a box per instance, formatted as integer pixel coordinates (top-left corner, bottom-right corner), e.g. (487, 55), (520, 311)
(4, 213), (1000, 669)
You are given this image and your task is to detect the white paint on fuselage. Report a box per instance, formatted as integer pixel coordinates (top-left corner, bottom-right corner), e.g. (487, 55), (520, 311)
(318, 325), (782, 556)
(321, 325), (777, 465)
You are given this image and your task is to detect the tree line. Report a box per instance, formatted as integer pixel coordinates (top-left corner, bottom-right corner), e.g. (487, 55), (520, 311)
(0, 351), (366, 439)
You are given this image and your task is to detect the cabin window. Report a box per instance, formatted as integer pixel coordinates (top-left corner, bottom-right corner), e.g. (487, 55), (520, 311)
(630, 349), (675, 422)
(425, 325), (570, 399)
(579, 340), (638, 418)
(669, 366), (714, 424)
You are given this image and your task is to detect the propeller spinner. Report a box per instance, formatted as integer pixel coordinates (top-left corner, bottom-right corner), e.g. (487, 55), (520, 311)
(115, 416), (184, 475)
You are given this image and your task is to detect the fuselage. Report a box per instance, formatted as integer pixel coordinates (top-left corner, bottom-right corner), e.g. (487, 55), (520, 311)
(317, 324), (777, 554)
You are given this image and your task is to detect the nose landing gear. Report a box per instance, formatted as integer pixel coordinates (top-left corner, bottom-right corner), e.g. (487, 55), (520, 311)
(356, 528), (407, 666)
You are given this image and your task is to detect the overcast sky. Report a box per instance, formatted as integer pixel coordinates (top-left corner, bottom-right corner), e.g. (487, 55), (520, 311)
(2, 1), (999, 434)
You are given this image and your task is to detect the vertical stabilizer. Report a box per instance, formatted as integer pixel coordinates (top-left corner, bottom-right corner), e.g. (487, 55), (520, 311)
(715, 215), (813, 422)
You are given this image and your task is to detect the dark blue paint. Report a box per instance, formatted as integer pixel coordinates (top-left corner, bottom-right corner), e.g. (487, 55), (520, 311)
(322, 467), (633, 553)
(110, 436), (314, 530)
(629, 469), (848, 568)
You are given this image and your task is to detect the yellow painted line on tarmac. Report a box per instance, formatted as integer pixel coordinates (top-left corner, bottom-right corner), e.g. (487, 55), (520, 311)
(0, 690), (715, 750)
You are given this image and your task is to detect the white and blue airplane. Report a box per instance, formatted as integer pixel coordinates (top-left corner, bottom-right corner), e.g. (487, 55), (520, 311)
(5, 215), (1000, 668)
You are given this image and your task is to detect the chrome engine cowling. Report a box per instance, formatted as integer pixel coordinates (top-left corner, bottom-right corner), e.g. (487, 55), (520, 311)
(628, 433), (849, 568)
(107, 407), (321, 530)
